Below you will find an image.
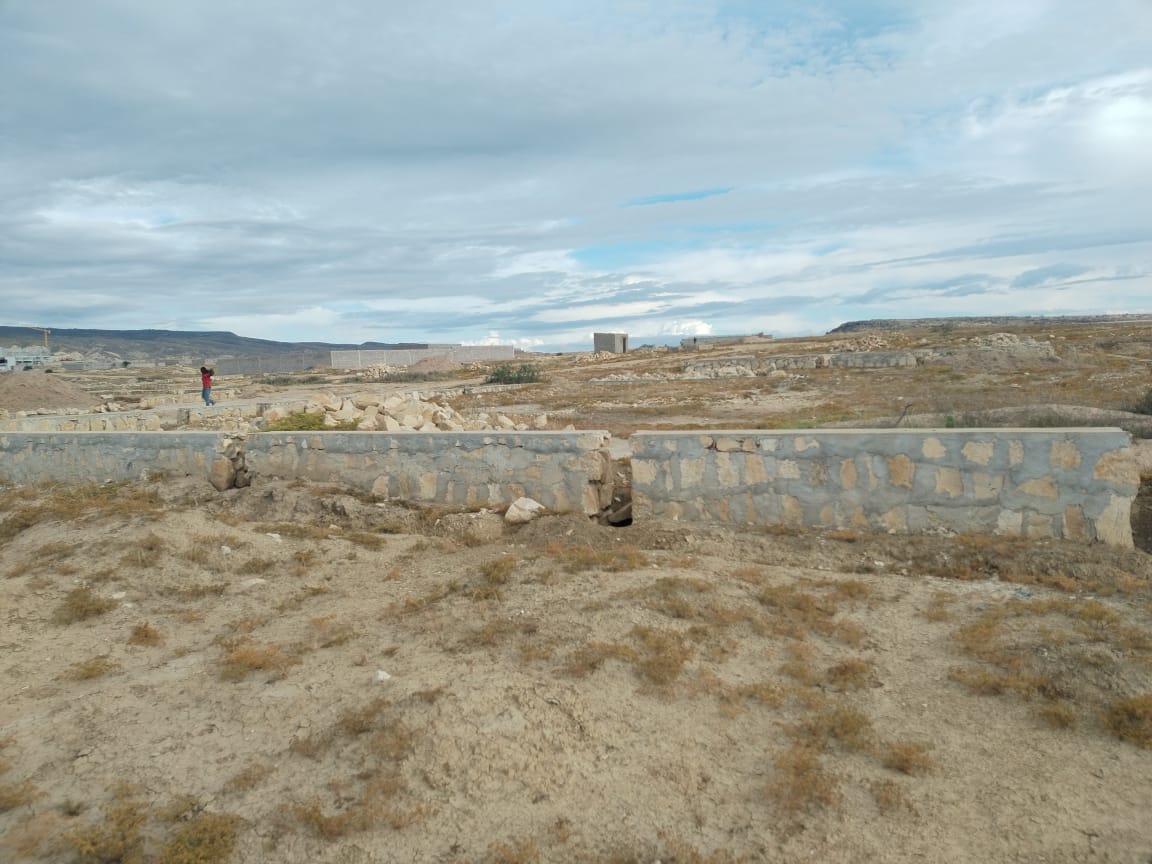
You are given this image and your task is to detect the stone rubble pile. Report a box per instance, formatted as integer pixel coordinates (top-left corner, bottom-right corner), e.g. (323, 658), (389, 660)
(260, 391), (551, 433)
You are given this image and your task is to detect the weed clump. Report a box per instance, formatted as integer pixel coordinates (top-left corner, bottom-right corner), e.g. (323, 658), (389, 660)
(484, 363), (542, 385)
(61, 655), (120, 681)
(1102, 694), (1152, 748)
(218, 640), (301, 681)
(128, 622), (163, 646)
(155, 812), (241, 864)
(766, 743), (839, 813)
(263, 411), (357, 432)
(880, 740), (936, 775)
(53, 586), (116, 624)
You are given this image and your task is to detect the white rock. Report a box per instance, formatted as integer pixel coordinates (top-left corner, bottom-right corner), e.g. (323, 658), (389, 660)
(374, 670), (392, 683)
(504, 496), (545, 524)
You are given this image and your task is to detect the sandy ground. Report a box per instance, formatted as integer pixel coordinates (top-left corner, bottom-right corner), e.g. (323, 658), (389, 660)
(2, 478), (1151, 863)
(0, 375), (102, 412)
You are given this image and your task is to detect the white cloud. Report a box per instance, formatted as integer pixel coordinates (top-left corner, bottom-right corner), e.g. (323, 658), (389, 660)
(0, 0), (1148, 350)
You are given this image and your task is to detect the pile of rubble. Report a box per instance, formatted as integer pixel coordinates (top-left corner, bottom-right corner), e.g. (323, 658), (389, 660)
(260, 391), (550, 433)
(832, 335), (892, 352)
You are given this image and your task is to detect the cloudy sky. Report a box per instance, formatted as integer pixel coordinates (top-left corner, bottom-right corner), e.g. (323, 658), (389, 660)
(2, 1), (1150, 351)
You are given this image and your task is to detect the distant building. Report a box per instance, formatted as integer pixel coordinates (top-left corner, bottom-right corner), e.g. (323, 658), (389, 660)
(0, 345), (52, 367)
(680, 334), (772, 351)
(593, 333), (628, 354)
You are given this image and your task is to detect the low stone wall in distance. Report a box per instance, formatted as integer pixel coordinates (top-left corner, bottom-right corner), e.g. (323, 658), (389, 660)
(631, 429), (1140, 548)
(0, 431), (614, 517)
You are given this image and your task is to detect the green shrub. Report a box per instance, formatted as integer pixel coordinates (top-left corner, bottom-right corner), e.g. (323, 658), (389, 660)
(484, 364), (542, 385)
(262, 412), (356, 432)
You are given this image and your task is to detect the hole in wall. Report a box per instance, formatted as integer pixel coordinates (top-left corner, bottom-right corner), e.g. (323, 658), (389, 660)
(1133, 474), (1152, 554)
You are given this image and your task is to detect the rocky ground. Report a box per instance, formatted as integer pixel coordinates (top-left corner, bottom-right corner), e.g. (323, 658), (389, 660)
(2, 317), (1152, 863)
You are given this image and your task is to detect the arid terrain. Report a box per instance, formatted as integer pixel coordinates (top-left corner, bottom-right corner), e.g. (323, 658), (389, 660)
(2, 318), (1152, 863)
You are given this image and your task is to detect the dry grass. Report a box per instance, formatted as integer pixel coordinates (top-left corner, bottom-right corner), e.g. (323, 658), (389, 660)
(155, 812), (242, 864)
(65, 797), (148, 864)
(825, 658), (874, 691)
(766, 743), (840, 813)
(1037, 701), (1079, 730)
(486, 836), (541, 864)
(223, 762), (274, 793)
(0, 779), (41, 813)
(632, 626), (695, 685)
(53, 585), (117, 624)
(1102, 694), (1152, 748)
(127, 622), (163, 646)
(546, 542), (649, 573)
(561, 641), (638, 678)
(61, 655), (120, 681)
(218, 640), (301, 681)
(879, 740), (936, 775)
(870, 779), (915, 814)
(790, 703), (874, 753)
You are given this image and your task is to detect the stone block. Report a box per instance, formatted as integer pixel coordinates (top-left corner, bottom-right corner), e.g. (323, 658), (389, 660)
(961, 441), (994, 466)
(1094, 494), (1134, 549)
(934, 466), (963, 497)
(1094, 450), (1140, 489)
(887, 454), (914, 489)
(778, 460), (801, 480)
(1017, 476), (1058, 499)
(922, 438), (946, 459)
(1062, 506), (1087, 542)
(839, 458), (858, 490)
(1049, 440), (1081, 470)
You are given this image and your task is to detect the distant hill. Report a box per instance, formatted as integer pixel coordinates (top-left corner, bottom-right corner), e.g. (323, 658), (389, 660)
(828, 313), (1152, 334)
(0, 327), (416, 363)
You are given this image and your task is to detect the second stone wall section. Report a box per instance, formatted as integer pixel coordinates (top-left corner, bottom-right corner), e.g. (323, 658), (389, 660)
(630, 429), (1139, 548)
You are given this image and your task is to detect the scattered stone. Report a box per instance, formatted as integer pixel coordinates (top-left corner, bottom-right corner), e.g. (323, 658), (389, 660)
(504, 497), (545, 524)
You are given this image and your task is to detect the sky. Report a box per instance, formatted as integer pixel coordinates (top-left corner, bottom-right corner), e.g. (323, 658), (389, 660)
(1, 1), (1150, 352)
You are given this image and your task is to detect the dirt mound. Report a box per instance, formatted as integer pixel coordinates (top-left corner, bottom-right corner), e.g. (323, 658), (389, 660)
(0, 373), (102, 412)
(408, 355), (464, 373)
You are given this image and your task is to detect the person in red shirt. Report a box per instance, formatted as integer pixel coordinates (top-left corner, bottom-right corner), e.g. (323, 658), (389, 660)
(200, 366), (216, 406)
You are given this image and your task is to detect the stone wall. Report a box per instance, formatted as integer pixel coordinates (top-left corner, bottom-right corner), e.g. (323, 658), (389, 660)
(0, 432), (224, 484)
(631, 429), (1139, 548)
(329, 346), (514, 368)
(0, 430), (614, 516)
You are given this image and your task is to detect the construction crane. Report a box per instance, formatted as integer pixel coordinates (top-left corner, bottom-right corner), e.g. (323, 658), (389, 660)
(31, 327), (50, 350)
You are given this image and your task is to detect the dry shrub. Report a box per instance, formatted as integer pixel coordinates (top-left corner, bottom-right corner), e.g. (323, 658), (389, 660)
(0, 779), (41, 812)
(53, 586), (117, 624)
(632, 626), (694, 685)
(1, 812), (66, 859)
(1102, 694), (1152, 748)
(1037, 701), (1078, 730)
(306, 615), (355, 649)
(65, 798), (148, 864)
(218, 640), (301, 681)
(825, 658), (873, 691)
(880, 740), (936, 775)
(561, 641), (638, 678)
(546, 542), (649, 573)
(481, 556), (517, 585)
(336, 697), (390, 736)
(791, 704), (874, 753)
(155, 812), (242, 864)
(224, 762), (274, 793)
(128, 622), (163, 646)
(486, 836), (541, 864)
(766, 744), (839, 813)
(870, 779), (914, 814)
(948, 667), (1051, 698)
(61, 655), (120, 681)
